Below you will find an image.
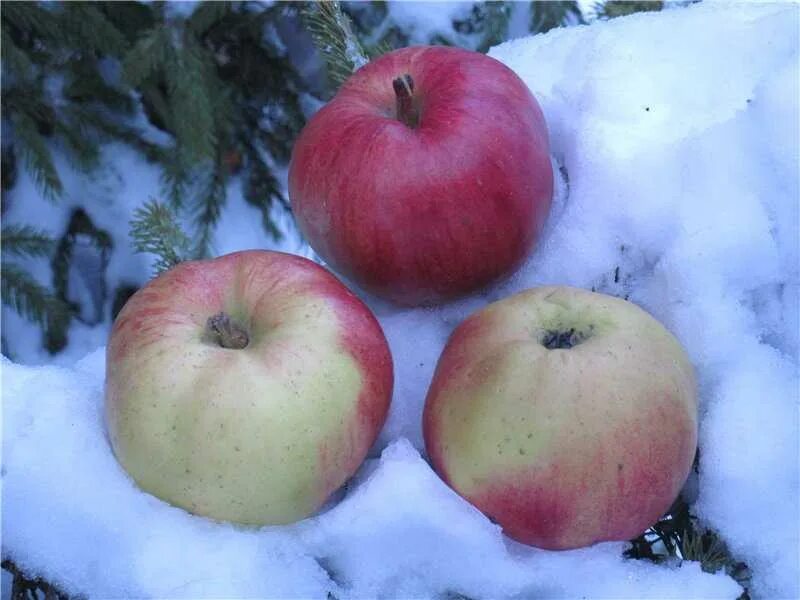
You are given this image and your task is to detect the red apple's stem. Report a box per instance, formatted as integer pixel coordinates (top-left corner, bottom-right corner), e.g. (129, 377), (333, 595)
(207, 312), (249, 349)
(393, 74), (419, 128)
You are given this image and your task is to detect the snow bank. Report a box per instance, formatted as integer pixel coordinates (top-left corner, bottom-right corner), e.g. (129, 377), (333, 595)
(2, 351), (740, 599)
(3, 3), (798, 598)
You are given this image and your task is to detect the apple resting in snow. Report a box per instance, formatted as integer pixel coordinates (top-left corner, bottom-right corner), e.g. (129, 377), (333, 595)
(105, 250), (393, 525)
(289, 46), (553, 306)
(423, 286), (697, 550)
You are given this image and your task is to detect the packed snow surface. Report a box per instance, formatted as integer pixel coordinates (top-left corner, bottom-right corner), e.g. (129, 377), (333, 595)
(3, 3), (798, 598)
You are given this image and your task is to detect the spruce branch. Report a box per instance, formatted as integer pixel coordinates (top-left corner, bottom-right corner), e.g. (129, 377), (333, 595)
(477, 2), (512, 52)
(0, 263), (68, 330)
(60, 3), (128, 58)
(680, 527), (731, 574)
(2, 559), (72, 600)
(1, 2), (63, 46)
(3, 83), (56, 130)
(531, 1), (584, 34)
(122, 24), (171, 87)
(10, 112), (63, 201)
(65, 58), (136, 113)
(243, 147), (284, 240)
(625, 493), (752, 597)
(63, 104), (160, 161)
(138, 82), (172, 133)
(1, 225), (55, 258)
(166, 37), (218, 162)
(303, 1), (369, 89)
(159, 151), (191, 210)
(130, 200), (193, 274)
(54, 116), (101, 172)
(2, 144), (18, 193)
(593, 0), (663, 20)
(1, 25), (35, 77)
(188, 1), (232, 36)
(454, 2), (512, 52)
(193, 161), (228, 256)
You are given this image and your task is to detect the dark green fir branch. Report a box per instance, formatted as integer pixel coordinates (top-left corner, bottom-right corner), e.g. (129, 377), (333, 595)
(2, 559), (72, 600)
(303, 1), (370, 89)
(1, 225), (55, 258)
(62, 104), (160, 162)
(59, 3), (128, 58)
(130, 200), (193, 274)
(681, 527), (731, 574)
(193, 162), (228, 257)
(159, 151), (192, 210)
(0, 262), (68, 330)
(53, 117), (102, 172)
(1, 2), (63, 47)
(625, 494), (752, 598)
(122, 24), (171, 88)
(594, 0), (663, 20)
(187, 1), (232, 36)
(166, 37), (220, 162)
(243, 147), (285, 241)
(531, 1), (584, 34)
(0, 25), (35, 77)
(9, 112), (63, 201)
(64, 57), (136, 113)
(454, 2), (512, 52)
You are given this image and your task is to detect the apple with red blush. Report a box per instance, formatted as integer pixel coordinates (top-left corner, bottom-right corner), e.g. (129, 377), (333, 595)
(105, 250), (393, 525)
(423, 286), (697, 549)
(289, 46), (553, 306)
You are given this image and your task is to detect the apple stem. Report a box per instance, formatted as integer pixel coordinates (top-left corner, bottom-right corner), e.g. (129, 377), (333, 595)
(541, 328), (587, 350)
(393, 74), (419, 128)
(207, 312), (249, 350)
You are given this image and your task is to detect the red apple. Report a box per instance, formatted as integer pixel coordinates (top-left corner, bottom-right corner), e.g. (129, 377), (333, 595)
(289, 46), (553, 306)
(105, 250), (393, 525)
(423, 286), (697, 549)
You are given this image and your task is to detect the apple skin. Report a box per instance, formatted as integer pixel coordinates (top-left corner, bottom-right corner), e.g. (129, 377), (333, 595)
(289, 46), (553, 306)
(423, 286), (697, 550)
(105, 250), (393, 525)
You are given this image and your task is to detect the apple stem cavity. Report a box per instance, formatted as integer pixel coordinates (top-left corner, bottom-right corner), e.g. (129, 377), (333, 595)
(392, 73), (419, 128)
(541, 328), (589, 350)
(207, 312), (249, 350)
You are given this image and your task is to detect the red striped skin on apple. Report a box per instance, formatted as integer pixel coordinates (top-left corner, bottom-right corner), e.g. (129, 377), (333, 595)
(289, 46), (553, 306)
(423, 286), (697, 550)
(105, 250), (393, 525)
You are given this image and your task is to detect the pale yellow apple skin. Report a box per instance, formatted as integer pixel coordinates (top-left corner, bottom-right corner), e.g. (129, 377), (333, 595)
(105, 251), (392, 525)
(423, 286), (697, 550)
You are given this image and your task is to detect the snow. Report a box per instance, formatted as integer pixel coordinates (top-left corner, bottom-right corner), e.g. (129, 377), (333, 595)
(1, 350), (741, 598)
(2, 2), (799, 599)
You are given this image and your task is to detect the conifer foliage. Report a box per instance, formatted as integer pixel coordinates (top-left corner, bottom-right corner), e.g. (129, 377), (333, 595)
(1, 1), (305, 348)
(130, 200), (193, 275)
(120, 1), (305, 252)
(594, 1), (665, 20)
(303, 1), (370, 89)
(1, 225), (69, 351)
(2, 2), (133, 202)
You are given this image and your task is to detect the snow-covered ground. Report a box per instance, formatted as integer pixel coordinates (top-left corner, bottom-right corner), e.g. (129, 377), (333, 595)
(2, 3), (798, 598)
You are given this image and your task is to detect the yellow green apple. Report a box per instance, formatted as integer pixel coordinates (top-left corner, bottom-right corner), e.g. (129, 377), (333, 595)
(105, 250), (393, 525)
